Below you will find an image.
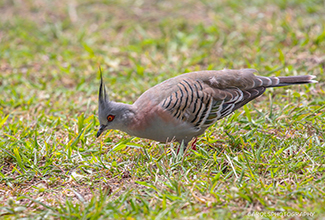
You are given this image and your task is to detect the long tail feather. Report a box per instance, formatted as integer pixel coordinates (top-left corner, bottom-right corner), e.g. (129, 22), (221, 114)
(270, 75), (317, 87)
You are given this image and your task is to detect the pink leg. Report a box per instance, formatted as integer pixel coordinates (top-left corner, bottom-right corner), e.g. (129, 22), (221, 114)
(191, 137), (198, 151)
(176, 138), (198, 155)
(176, 143), (183, 154)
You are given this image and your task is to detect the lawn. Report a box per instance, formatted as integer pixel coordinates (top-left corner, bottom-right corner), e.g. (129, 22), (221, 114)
(0, 0), (325, 219)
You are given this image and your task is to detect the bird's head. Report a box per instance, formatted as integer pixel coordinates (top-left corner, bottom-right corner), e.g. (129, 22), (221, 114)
(97, 70), (134, 137)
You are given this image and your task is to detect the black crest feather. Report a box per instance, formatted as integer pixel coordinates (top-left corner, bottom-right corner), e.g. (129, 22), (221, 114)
(98, 66), (108, 105)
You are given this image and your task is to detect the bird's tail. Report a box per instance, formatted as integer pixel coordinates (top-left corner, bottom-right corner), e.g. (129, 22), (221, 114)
(263, 75), (318, 87)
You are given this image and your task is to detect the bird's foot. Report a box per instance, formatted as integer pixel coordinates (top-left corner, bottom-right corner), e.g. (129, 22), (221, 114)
(176, 137), (198, 155)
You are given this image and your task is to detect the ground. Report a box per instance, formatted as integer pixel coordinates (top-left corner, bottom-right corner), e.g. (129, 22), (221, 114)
(0, 0), (325, 219)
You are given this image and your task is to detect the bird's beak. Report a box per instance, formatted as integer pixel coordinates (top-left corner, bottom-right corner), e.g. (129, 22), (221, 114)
(96, 124), (107, 138)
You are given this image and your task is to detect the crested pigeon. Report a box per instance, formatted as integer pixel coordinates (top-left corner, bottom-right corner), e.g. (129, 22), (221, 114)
(96, 69), (316, 146)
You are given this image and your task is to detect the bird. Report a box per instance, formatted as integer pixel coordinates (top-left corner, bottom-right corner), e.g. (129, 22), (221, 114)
(96, 68), (317, 147)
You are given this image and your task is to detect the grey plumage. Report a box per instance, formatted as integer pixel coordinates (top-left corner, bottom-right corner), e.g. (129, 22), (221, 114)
(97, 68), (317, 145)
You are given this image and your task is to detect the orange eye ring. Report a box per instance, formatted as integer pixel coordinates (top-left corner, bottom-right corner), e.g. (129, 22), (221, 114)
(107, 115), (115, 122)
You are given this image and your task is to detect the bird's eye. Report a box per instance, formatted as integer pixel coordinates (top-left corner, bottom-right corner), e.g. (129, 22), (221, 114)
(107, 115), (115, 122)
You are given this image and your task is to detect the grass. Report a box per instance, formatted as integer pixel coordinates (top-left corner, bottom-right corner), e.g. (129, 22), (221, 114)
(0, 0), (325, 219)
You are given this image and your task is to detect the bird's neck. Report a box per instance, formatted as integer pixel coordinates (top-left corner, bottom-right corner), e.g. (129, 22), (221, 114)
(114, 102), (136, 121)
(117, 102), (155, 134)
